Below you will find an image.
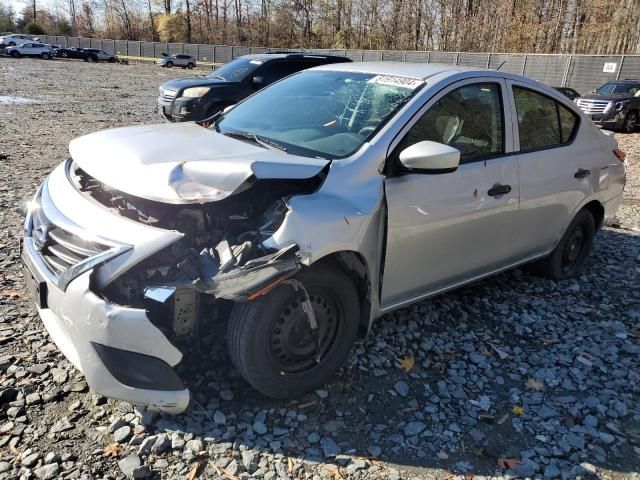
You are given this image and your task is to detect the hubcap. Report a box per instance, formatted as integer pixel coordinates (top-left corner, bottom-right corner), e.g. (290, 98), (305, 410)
(269, 289), (342, 374)
(627, 114), (638, 131)
(561, 225), (585, 273)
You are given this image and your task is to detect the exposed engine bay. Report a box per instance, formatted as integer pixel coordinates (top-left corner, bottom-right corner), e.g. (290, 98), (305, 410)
(68, 160), (327, 339)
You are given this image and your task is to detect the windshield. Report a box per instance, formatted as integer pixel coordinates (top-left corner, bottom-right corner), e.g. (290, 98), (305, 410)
(596, 82), (640, 96)
(207, 58), (262, 81)
(215, 70), (423, 159)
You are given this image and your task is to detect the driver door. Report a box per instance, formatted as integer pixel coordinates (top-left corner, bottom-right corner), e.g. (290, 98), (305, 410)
(381, 78), (520, 307)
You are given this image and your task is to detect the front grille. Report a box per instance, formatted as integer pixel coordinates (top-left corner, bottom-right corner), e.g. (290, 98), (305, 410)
(31, 206), (110, 282)
(576, 99), (610, 114)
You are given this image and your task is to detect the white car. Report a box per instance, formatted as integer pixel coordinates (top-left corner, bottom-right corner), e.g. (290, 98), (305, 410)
(6, 42), (53, 59)
(0, 34), (37, 47)
(22, 62), (626, 413)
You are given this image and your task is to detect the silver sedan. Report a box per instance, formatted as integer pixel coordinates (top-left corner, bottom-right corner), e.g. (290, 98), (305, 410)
(22, 62), (626, 413)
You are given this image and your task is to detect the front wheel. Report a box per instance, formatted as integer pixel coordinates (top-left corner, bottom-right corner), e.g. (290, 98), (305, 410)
(187, 62), (194, 69)
(623, 110), (639, 133)
(532, 209), (595, 280)
(41, 52), (50, 60)
(165, 61), (173, 68)
(227, 263), (360, 398)
(11, 51), (20, 58)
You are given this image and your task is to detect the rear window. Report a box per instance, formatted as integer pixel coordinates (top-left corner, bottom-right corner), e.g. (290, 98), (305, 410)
(513, 87), (578, 151)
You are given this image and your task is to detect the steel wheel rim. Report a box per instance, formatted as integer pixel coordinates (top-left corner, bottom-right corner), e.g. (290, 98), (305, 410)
(561, 225), (585, 273)
(268, 288), (343, 374)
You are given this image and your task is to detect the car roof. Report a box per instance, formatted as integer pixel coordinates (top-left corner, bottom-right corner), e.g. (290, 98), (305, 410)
(310, 61), (484, 79)
(239, 53), (350, 63)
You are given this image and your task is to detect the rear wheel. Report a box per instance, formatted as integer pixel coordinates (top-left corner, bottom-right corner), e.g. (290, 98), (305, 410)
(623, 110), (639, 133)
(41, 52), (50, 60)
(227, 263), (360, 398)
(532, 209), (595, 280)
(187, 62), (194, 69)
(108, 57), (116, 63)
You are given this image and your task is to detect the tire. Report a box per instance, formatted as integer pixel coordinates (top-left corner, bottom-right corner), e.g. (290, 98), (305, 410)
(165, 61), (173, 68)
(187, 62), (194, 69)
(227, 263), (360, 398)
(8, 42), (15, 46)
(62, 51), (68, 58)
(108, 57), (116, 63)
(623, 110), (639, 133)
(41, 53), (50, 60)
(532, 209), (595, 280)
(11, 51), (20, 58)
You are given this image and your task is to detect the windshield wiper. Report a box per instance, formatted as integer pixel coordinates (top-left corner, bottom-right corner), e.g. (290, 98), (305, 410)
(223, 130), (287, 152)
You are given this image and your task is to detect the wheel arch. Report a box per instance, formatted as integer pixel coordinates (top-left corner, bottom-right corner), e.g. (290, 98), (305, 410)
(311, 250), (372, 338)
(582, 199), (605, 230)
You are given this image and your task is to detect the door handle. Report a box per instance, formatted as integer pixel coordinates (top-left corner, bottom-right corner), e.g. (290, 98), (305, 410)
(574, 168), (591, 179)
(487, 184), (512, 196)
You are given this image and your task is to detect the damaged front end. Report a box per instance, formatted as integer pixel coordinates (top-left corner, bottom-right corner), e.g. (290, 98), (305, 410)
(69, 160), (321, 341)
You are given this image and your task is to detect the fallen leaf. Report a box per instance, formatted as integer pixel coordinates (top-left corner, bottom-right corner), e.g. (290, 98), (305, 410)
(498, 457), (522, 470)
(187, 460), (206, 480)
(322, 465), (344, 479)
(102, 443), (122, 458)
(512, 405), (525, 416)
(398, 356), (415, 372)
(497, 413), (510, 424)
(0, 290), (21, 299)
(288, 457), (294, 472)
(525, 378), (545, 391)
(436, 451), (449, 459)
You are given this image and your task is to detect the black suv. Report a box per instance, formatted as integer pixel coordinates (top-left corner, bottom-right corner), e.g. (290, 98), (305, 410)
(157, 53), (351, 122)
(575, 80), (640, 132)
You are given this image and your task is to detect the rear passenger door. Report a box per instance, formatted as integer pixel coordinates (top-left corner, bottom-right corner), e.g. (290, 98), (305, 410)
(507, 82), (587, 258)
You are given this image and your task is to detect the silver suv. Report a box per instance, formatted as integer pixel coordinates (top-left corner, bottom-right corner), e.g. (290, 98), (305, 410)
(22, 63), (626, 413)
(157, 54), (196, 69)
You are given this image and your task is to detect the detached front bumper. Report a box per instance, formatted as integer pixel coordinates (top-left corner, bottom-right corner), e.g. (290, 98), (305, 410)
(22, 171), (190, 414)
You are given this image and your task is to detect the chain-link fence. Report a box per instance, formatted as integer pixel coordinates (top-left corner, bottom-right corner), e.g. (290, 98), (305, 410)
(38, 35), (640, 93)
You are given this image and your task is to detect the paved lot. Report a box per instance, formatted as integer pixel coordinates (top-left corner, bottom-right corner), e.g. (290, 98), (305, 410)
(0, 58), (639, 480)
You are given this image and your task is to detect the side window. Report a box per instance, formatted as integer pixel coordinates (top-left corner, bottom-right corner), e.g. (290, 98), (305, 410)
(396, 82), (504, 163)
(255, 61), (305, 84)
(513, 86), (578, 151)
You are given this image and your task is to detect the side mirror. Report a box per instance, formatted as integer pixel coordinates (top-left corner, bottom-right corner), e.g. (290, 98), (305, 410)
(222, 104), (235, 114)
(399, 141), (460, 172)
(253, 76), (265, 86)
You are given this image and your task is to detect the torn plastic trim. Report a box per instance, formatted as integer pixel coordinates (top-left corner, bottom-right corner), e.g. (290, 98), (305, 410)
(196, 243), (302, 300)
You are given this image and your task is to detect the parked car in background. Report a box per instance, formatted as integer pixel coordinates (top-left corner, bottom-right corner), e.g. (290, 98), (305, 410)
(83, 48), (119, 62)
(157, 54), (196, 69)
(157, 52), (352, 122)
(23, 63), (625, 413)
(55, 47), (91, 61)
(6, 42), (54, 59)
(0, 34), (37, 47)
(554, 86), (580, 101)
(576, 80), (640, 132)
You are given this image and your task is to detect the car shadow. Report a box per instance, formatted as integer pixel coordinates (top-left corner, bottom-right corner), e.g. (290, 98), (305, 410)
(149, 226), (640, 478)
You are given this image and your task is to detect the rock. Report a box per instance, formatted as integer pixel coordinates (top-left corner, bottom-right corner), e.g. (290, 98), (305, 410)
(241, 450), (256, 471)
(26, 392), (41, 405)
(544, 463), (561, 478)
(50, 417), (73, 433)
(404, 421), (426, 436)
(219, 389), (234, 401)
(321, 437), (341, 457)
(118, 454), (141, 477)
(315, 389), (329, 399)
(151, 434), (171, 454)
(171, 432), (185, 450)
(34, 463), (60, 480)
(137, 436), (157, 456)
(563, 432), (585, 450)
(0, 462), (10, 473)
(367, 445), (382, 457)
(113, 425), (132, 443)
(185, 439), (203, 453)
(21, 451), (40, 467)
(214, 410), (226, 425)
(252, 421), (267, 435)
(393, 381), (409, 397)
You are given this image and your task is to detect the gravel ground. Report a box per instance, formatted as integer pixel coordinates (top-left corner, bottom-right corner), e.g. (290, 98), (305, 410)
(1, 58), (639, 480)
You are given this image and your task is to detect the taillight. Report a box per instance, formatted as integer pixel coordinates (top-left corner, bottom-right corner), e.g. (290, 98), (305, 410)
(613, 149), (626, 162)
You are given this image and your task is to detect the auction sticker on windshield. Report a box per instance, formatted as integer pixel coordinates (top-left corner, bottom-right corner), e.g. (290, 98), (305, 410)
(368, 75), (424, 90)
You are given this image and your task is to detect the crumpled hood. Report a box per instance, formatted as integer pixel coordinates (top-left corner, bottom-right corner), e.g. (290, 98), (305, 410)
(69, 123), (329, 204)
(160, 77), (232, 92)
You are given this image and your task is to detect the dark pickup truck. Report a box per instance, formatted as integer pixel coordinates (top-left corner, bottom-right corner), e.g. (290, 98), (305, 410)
(575, 80), (640, 132)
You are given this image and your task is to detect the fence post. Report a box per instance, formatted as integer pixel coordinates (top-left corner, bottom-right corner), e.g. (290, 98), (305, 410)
(426, 51), (431, 63)
(486, 53), (491, 68)
(561, 55), (572, 87)
(454, 52), (460, 65)
(616, 55), (625, 80)
(521, 54), (527, 75)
